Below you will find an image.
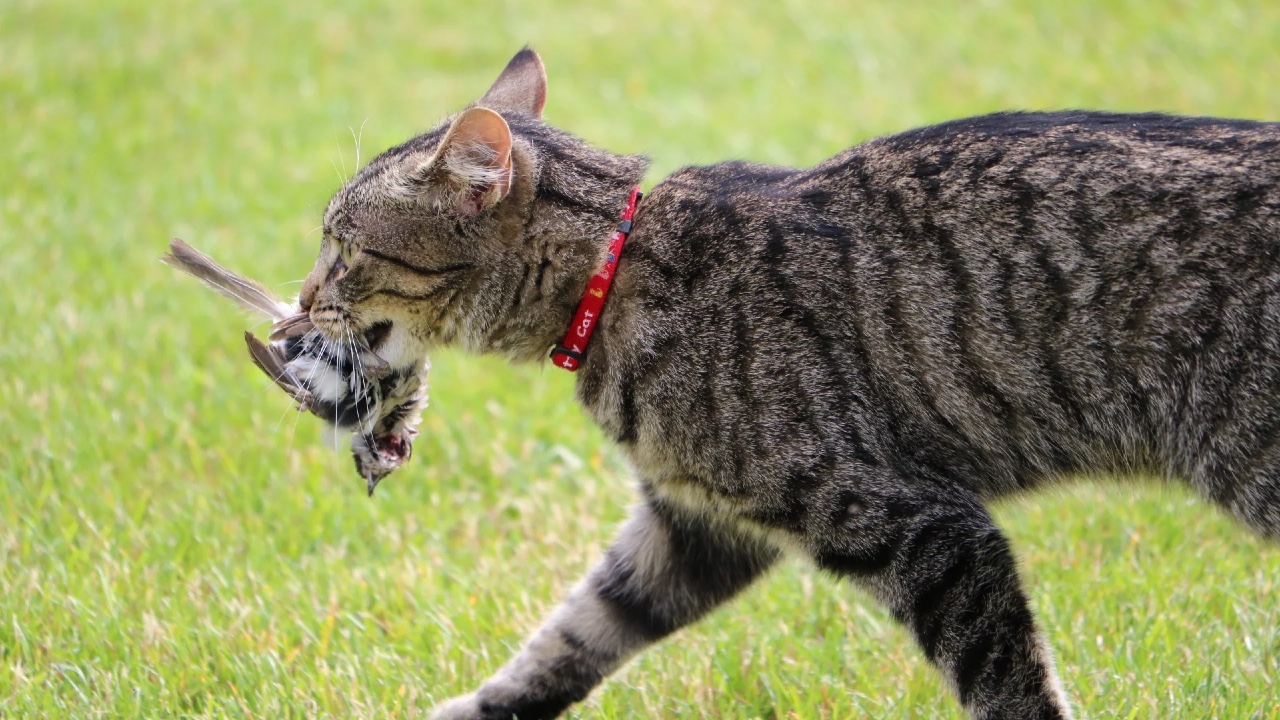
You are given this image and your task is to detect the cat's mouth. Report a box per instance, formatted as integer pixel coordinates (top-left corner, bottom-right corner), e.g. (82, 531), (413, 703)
(363, 320), (393, 353)
(357, 318), (425, 376)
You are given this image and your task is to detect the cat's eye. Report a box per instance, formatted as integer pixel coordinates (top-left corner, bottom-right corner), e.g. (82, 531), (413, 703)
(340, 242), (355, 265)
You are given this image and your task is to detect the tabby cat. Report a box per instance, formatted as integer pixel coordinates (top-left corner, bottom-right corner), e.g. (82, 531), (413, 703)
(280, 48), (1280, 719)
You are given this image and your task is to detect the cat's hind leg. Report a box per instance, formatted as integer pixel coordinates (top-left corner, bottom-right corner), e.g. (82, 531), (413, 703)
(804, 479), (1074, 720)
(429, 492), (780, 720)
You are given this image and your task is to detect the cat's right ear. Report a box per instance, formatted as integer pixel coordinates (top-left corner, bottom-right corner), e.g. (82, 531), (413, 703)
(478, 47), (547, 118)
(417, 107), (514, 217)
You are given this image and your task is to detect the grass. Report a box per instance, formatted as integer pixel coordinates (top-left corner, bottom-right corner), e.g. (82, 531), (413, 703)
(3, 0), (1280, 717)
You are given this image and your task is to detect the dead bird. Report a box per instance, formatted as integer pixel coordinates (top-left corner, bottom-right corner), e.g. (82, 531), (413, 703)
(162, 238), (428, 495)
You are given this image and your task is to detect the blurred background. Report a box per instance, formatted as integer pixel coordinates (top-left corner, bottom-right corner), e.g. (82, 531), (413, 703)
(2, 0), (1278, 717)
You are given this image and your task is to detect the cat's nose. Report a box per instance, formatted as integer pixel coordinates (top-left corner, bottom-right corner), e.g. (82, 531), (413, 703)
(298, 260), (345, 312)
(298, 280), (317, 312)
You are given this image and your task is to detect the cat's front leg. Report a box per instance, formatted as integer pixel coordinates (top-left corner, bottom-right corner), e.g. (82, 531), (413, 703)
(430, 494), (780, 720)
(809, 482), (1074, 720)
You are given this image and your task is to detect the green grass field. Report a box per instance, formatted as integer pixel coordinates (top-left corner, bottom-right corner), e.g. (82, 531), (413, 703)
(3, 0), (1280, 717)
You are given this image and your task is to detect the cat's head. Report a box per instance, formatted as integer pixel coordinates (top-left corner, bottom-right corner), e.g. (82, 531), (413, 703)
(299, 48), (646, 371)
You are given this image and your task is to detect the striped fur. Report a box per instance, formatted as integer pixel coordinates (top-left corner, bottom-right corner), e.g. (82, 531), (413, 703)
(295, 49), (1280, 719)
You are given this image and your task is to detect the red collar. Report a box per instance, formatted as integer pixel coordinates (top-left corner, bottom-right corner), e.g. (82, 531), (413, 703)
(550, 185), (643, 371)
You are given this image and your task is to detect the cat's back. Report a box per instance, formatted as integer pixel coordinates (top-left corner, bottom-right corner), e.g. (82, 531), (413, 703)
(823, 110), (1280, 177)
(599, 110), (1280, 499)
(633, 111), (1280, 266)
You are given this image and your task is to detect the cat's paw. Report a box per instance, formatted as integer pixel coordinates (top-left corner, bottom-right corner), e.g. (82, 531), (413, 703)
(427, 693), (482, 720)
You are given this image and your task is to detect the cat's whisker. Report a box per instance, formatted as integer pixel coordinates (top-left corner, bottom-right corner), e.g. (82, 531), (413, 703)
(334, 128), (350, 182)
(272, 386), (301, 441)
(286, 332), (322, 440)
(284, 340), (310, 447)
(354, 331), (379, 436)
(296, 331), (328, 415)
(319, 331), (346, 453)
(345, 324), (369, 438)
(328, 152), (345, 187)
(349, 118), (368, 174)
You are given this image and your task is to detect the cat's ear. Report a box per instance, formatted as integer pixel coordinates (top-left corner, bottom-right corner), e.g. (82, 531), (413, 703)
(478, 47), (547, 118)
(430, 106), (514, 216)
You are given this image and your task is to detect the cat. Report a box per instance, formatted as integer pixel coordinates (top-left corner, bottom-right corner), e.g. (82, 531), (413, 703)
(278, 47), (1280, 719)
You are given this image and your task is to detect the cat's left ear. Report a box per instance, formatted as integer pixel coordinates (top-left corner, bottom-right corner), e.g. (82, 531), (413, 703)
(432, 107), (514, 217)
(478, 47), (547, 118)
